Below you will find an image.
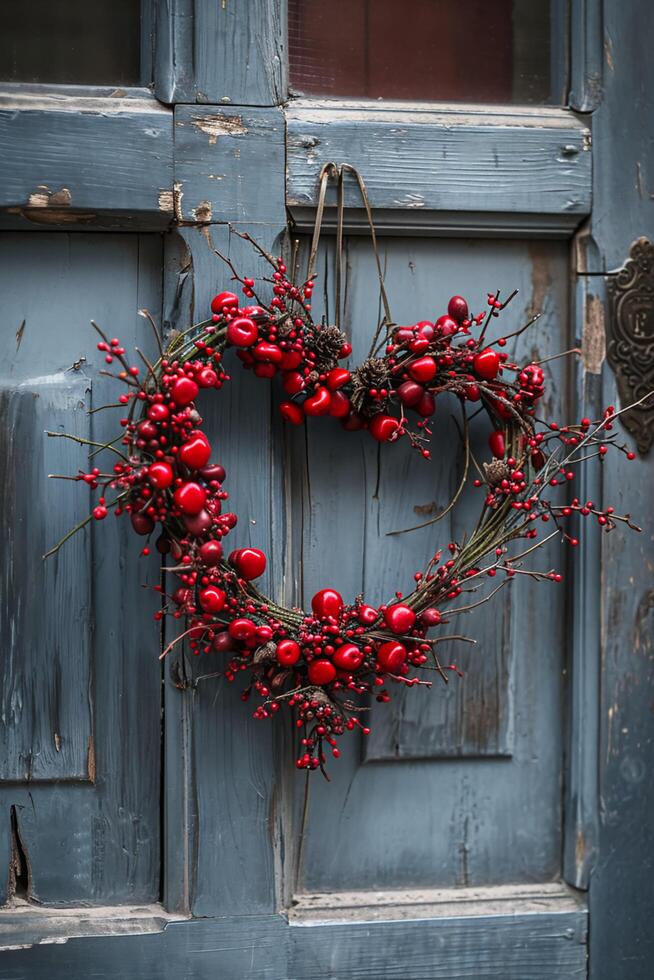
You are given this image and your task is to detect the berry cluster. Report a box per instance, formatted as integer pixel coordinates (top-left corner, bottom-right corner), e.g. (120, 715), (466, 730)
(50, 243), (640, 776)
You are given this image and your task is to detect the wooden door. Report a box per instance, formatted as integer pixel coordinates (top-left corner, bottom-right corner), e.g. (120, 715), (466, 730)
(0, 3), (652, 979)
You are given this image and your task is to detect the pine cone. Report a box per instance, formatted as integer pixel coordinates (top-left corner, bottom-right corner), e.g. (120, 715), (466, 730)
(483, 459), (510, 487)
(313, 325), (348, 372)
(351, 357), (391, 414)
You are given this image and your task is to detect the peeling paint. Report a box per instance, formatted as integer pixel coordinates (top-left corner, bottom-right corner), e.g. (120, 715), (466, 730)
(158, 189), (175, 213)
(526, 243), (553, 320)
(27, 186), (71, 208)
(191, 200), (212, 224)
(188, 113), (247, 145)
(87, 735), (96, 783)
(582, 294), (606, 374)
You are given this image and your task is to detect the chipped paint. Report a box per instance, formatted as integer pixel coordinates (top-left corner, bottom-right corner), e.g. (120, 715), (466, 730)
(582, 294), (606, 374)
(526, 243), (553, 320)
(158, 189), (175, 213)
(188, 113), (247, 145)
(87, 735), (96, 783)
(191, 200), (212, 223)
(27, 186), (71, 208)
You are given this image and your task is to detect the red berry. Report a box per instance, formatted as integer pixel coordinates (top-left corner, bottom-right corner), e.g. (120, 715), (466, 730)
(325, 368), (351, 391)
(148, 461), (173, 489)
(197, 367), (218, 388)
(210, 291), (238, 315)
(311, 588), (344, 620)
(199, 464), (226, 483)
(282, 371), (305, 395)
(279, 401), (304, 426)
(199, 585), (226, 613)
(303, 387), (332, 416)
(228, 618), (256, 641)
(171, 376), (199, 406)
(416, 391), (436, 417)
(369, 414), (400, 442)
(227, 317), (259, 348)
(148, 403), (169, 422)
(184, 510), (213, 536)
(276, 639), (301, 667)
(328, 391), (351, 418)
(420, 608), (442, 627)
(397, 380), (424, 407)
(435, 315), (458, 337)
(174, 482), (207, 515)
(308, 659), (337, 686)
(489, 430), (506, 459)
(131, 512), (155, 535)
(280, 350), (303, 370)
(332, 643), (364, 671)
(384, 604), (416, 634)
(229, 547), (266, 580)
(198, 540), (223, 566)
(408, 356), (437, 383)
(357, 604), (378, 625)
(376, 641), (407, 673)
(254, 341), (283, 364)
(448, 295), (469, 323)
(179, 431), (211, 469)
(473, 348), (501, 381)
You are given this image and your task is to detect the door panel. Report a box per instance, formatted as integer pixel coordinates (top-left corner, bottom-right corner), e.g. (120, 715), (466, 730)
(293, 237), (567, 892)
(0, 232), (163, 905)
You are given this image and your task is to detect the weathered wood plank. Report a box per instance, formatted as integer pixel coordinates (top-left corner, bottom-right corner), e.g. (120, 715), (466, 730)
(295, 237), (567, 892)
(0, 900), (587, 979)
(162, 223), (286, 917)
(0, 233), (162, 906)
(154, 0), (285, 106)
(575, 3), (654, 978)
(0, 88), (173, 222)
(0, 380), (92, 781)
(286, 101), (592, 235)
(174, 106), (286, 227)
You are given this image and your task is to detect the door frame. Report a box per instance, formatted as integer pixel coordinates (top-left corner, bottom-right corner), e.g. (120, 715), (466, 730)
(0, 1), (652, 977)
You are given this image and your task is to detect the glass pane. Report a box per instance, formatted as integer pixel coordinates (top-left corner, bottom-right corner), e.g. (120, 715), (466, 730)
(289, 0), (560, 104)
(0, 0), (141, 86)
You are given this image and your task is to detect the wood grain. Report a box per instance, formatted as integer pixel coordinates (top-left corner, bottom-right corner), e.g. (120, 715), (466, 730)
(0, 89), (173, 220)
(0, 233), (163, 905)
(154, 0), (285, 106)
(287, 101), (592, 234)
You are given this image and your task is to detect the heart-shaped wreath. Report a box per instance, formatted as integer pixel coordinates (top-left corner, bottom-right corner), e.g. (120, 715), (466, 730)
(47, 165), (642, 777)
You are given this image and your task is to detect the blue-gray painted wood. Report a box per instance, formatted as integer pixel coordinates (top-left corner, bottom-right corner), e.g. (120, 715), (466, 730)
(582, 2), (654, 977)
(0, 902), (587, 979)
(293, 237), (568, 893)
(174, 106), (286, 227)
(569, 0), (603, 112)
(286, 101), (592, 235)
(154, 0), (285, 106)
(0, 233), (162, 906)
(0, 378), (92, 782)
(0, 87), (173, 223)
(161, 222), (287, 918)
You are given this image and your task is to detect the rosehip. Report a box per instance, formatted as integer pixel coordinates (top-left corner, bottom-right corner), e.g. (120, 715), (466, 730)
(276, 639), (301, 667)
(311, 588), (343, 620)
(171, 376), (199, 406)
(229, 547), (266, 580)
(148, 461), (173, 489)
(303, 387), (331, 416)
(307, 659), (337, 685)
(369, 414), (400, 442)
(376, 641), (407, 673)
(198, 539), (223, 566)
(332, 643), (364, 671)
(226, 317), (258, 348)
(179, 431), (211, 469)
(174, 482), (207, 515)
(210, 291), (238, 315)
(199, 585), (226, 613)
(384, 604), (416, 634)
(473, 348), (501, 381)
(448, 295), (469, 323)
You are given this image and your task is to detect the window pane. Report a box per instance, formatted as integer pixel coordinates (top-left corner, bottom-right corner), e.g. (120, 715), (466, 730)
(289, 0), (559, 104)
(0, 0), (141, 86)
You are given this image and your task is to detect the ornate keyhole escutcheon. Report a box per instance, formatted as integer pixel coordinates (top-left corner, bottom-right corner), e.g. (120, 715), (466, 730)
(606, 237), (654, 455)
